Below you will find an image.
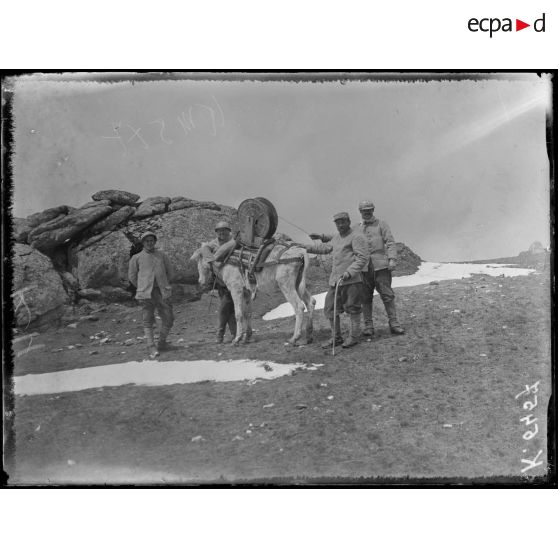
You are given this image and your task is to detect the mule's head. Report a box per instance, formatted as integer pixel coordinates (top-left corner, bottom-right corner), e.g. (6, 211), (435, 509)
(190, 244), (215, 289)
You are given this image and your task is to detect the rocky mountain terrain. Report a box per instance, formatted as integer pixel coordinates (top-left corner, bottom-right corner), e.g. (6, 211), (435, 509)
(12, 190), (237, 328)
(12, 189), (427, 329)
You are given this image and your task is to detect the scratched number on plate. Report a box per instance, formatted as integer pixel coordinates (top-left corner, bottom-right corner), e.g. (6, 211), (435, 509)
(515, 381), (543, 474)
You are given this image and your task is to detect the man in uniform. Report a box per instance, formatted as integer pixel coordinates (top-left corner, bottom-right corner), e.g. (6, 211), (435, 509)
(128, 231), (175, 357)
(205, 221), (237, 343)
(306, 212), (369, 348)
(357, 200), (404, 336)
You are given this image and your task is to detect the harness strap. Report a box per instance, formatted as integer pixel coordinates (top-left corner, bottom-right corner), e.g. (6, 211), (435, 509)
(257, 256), (304, 268)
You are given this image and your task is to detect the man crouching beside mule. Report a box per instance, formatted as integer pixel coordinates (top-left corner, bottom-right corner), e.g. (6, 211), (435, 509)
(128, 231), (175, 357)
(306, 212), (368, 348)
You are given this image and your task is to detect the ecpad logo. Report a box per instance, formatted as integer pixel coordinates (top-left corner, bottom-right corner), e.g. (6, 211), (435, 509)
(468, 13), (546, 37)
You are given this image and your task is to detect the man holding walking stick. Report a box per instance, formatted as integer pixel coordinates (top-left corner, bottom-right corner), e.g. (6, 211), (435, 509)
(304, 212), (368, 349)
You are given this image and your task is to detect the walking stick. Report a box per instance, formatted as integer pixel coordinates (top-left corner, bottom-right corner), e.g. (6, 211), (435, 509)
(332, 277), (343, 357)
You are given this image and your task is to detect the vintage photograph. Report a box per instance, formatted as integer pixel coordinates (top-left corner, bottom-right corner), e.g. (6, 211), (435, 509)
(3, 72), (553, 484)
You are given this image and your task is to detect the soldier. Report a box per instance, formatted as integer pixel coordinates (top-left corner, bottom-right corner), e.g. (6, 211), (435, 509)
(306, 212), (369, 348)
(357, 200), (405, 335)
(205, 221), (237, 343)
(128, 231), (175, 357)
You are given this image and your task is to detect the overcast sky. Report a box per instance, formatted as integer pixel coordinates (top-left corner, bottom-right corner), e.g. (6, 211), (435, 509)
(11, 74), (551, 261)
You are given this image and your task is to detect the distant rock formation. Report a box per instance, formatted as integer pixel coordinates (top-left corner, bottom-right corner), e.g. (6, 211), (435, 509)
(516, 241), (550, 269)
(393, 242), (422, 276)
(528, 241), (545, 254)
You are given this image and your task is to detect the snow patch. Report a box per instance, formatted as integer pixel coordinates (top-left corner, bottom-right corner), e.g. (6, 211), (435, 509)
(263, 261), (536, 320)
(15, 359), (316, 396)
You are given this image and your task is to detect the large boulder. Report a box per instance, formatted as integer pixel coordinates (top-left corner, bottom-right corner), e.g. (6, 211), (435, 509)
(13, 217), (32, 243)
(80, 199), (112, 210)
(91, 190), (140, 206)
(27, 213), (69, 242)
(27, 205), (71, 228)
(135, 196), (171, 219)
(73, 231), (132, 289)
(12, 244), (69, 328)
(61, 271), (79, 301)
(29, 204), (114, 254)
(123, 205), (237, 284)
(76, 230), (114, 251)
(169, 197), (221, 212)
(89, 205), (136, 235)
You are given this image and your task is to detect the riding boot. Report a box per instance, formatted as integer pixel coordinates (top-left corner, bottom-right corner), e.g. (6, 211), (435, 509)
(144, 327), (159, 357)
(321, 316), (343, 349)
(362, 301), (375, 337)
(342, 314), (361, 348)
(157, 326), (171, 351)
(385, 300), (405, 334)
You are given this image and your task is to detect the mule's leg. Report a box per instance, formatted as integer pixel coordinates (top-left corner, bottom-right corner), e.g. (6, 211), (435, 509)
(299, 287), (316, 344)
(277, 277), (305, 345)
(230, 289), (246, 345)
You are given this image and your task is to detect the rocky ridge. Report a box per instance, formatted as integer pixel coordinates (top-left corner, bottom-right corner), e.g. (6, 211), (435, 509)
(12, 189), (427, 330)
(12, 189), (236, 329)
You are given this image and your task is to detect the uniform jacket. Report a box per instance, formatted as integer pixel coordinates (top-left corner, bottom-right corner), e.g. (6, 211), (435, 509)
(305, 228), (368, 286)
(128, 248), (174, 300)
(358, 217), (398, 271)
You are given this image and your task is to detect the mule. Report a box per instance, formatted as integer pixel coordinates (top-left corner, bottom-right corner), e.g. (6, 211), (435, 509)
(190, 242), (315, 345)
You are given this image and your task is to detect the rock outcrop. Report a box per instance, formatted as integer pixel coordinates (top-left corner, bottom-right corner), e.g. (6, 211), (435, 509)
(91, 190), (140, 206)
(27, 205), (71, 228)
(89, 205), (136, 235)
(393, 242), (422, 276)
(13, 218), (32, 243)
(73, 231), (132, 290)
(516, 242), (550, 270)
(528, 241), (545, 254)
(135, 196), (171, 219)
(29, 204), (114, 254)
(12, 244), (69, 328)
(168, 197), (221, 212)
(79, 199), (112, 210)
(12, 188), (424, 329)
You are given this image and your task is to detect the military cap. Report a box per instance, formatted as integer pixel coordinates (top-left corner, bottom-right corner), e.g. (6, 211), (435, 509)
(333, 211), (350, 221)
(140, 231), (157, 242)
(358, 200), (375, 211)
(214, 221), (232, 231)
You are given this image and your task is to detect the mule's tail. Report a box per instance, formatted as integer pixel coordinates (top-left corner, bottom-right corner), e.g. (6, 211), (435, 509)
(296, 251), (314, 306)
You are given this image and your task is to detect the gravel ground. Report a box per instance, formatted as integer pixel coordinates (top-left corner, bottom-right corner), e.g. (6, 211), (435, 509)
(6, 261), (552, 484)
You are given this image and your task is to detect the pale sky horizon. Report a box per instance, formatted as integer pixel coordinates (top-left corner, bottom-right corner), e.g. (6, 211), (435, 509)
(10, 73), (551, 262)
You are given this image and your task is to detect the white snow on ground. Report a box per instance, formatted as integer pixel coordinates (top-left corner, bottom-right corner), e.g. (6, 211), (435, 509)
(263, 261), (536, 320)
(16, 261), (536, 396)
(15, 359), (315, 396)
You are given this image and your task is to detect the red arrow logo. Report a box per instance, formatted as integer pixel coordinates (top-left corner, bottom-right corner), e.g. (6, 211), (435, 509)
(516, 19), (530, 31)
